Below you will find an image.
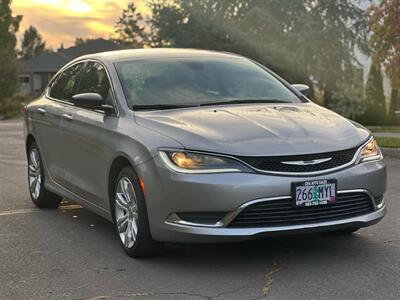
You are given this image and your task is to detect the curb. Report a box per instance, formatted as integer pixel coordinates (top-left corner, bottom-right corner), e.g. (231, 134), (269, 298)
(382, 147), (400, 159)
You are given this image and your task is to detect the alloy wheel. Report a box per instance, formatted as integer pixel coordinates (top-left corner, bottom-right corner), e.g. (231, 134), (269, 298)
(115, 177), (139, 248)
(28, 148), (42, 200)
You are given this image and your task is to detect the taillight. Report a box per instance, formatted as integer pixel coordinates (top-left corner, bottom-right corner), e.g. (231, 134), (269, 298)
(21, 105), (28, 114)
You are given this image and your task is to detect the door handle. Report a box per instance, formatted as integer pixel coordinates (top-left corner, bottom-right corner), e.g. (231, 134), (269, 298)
(62, 113), (73, 121)
(37, 108), (46, 114)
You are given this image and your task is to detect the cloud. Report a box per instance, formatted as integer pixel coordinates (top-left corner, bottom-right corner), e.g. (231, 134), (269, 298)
(12, 0), (150, 48)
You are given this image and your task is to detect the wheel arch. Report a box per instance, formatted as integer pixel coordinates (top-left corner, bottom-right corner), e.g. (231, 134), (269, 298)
(108, 155), (135, 215)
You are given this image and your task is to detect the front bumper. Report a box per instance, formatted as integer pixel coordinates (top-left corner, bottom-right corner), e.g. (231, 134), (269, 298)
(136, 156), (387, 243)
(163, 206), (386, 243)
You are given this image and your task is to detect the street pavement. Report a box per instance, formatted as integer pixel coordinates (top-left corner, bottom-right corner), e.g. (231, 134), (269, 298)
(1, 118), (399, 300)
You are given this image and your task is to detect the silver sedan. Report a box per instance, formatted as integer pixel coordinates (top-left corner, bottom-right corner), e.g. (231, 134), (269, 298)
(23, 49), (386, 258)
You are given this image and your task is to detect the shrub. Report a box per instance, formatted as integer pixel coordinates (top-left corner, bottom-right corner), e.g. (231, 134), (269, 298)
(0, 94), (30, 119)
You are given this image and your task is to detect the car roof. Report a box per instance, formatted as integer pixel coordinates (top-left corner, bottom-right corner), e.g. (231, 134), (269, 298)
(74, 48), (243, 63)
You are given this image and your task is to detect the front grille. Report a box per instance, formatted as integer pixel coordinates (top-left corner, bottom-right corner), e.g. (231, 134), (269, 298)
(177, 212), (226, 224)
(229, 192), (374, 228)
(236, 148), (358, 173)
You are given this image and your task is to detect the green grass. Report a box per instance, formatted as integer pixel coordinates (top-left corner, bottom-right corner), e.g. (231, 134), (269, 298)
(376, 137), (400, 148)
(369, 126), (400, 133)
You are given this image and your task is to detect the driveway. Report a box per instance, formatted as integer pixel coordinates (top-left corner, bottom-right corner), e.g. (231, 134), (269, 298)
(1, 119), (399, 299)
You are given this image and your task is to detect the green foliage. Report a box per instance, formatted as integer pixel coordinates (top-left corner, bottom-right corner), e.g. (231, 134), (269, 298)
(389, 89), (399, 124)
(114, 0), (399, 125)
(368, 0), (400, 89)
(328, 69), (366, 120)
(0, 0), (22, 102)
(368, 0), (400, 123)
(376, 137), (400, 148)
(362, 64), (387, 125)
(369, 126), (400, 133)
(0, 0), (21, 51)
(113, 2), (148, 48)
(0, 48), (19, 101)
(0, 94), (29, 119)
(19, 25), (48, 59)
(148, 0), (368, 107)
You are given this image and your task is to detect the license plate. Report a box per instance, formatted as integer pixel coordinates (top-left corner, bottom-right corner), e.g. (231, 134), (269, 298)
(292, 179), (337, 207)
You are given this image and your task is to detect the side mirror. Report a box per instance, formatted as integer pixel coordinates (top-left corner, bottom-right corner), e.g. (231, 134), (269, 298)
(292, 84), (310, 98)
(71, 93), (114, 114)
(72, 93), (103, 107)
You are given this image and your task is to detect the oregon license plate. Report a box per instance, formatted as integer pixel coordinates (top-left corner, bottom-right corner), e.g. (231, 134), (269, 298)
(292, 179), (337, 207)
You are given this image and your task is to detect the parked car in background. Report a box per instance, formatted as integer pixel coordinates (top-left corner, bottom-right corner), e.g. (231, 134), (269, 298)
(23, 49), (386, 258)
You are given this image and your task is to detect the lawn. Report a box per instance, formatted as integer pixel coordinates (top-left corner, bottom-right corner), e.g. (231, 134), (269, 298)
(376, 137), (400, 148)
(369, 126), (400, 133)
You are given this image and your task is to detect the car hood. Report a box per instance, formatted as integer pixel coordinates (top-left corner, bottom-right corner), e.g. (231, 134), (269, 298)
(135, 103), (370, 156)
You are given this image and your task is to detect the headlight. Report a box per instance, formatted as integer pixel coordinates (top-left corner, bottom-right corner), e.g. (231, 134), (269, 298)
(358, 138), (382, 163)
(159, 151), (252, 173)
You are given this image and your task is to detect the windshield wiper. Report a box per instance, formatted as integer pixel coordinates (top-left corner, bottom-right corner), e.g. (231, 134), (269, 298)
(133, 104), (195, 110)
(198, 99), (291, 107)
(133, 99), (291, 110)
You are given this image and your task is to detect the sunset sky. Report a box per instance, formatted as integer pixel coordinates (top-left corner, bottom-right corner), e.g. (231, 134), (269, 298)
(11, 0), (150, 49)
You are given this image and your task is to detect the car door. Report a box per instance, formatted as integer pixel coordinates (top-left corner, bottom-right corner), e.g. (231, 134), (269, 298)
(34, 62), (84, 185)
(59, 61), (118, 208)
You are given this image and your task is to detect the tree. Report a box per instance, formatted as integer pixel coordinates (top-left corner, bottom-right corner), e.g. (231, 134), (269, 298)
(19, 25), (48, 59)
(329, 69), (366, 121)
(363, 64), (387, 125)
(368, 0), (400, 122)
(113, 2), (148, 48)
(150, 0), (244, 49)
(148, 0), (368, 107)
(0, 0), (22, 101)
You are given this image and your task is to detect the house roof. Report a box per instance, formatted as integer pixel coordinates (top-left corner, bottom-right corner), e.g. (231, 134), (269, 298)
(20, 39), (123, 73)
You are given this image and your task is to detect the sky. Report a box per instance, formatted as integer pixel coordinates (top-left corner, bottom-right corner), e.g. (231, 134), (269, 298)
(11, 0), (150, 49)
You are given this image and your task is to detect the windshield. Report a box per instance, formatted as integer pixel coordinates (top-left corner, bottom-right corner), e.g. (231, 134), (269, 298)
(115, 57), (302, 109)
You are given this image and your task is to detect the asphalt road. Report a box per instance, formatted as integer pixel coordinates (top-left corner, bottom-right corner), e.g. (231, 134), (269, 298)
(1, 119), (399, 300)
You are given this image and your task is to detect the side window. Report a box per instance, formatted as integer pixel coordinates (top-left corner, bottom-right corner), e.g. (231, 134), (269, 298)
(77, 62), (111, 103)
(49, 63), (84, 101)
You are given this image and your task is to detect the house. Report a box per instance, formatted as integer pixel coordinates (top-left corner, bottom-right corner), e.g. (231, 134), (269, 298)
(19, 39), (123, 97)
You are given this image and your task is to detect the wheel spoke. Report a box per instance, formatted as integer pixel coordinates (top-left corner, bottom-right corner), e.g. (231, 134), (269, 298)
(30, 151), (35, 166)
(29, 176), (35, 189)
(116, 215), (129, 232)
(116, 195), (129, 215)
(31, 151), (39, 167)
(28, 149), (42, 200)
(128, 186), (136, 204)
(132, 219), (138, 237)
(118, 179), (129, 204)
(29, 164), (36, 173)
(131, 202), (138, 213)
(121, 179), (131, 203)
(124, 220), (133, 247)
(34, 180), (40, 198)
(115, 176), (140, 249)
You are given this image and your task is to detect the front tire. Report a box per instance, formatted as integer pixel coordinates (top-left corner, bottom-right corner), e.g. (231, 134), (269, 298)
(112, 166), (163, 258)
(27, 142), (63, 208)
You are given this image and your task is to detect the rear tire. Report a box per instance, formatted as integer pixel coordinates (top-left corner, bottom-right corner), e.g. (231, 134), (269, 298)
(27, 142), (63, 208)
(112, 166), (163, 258)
